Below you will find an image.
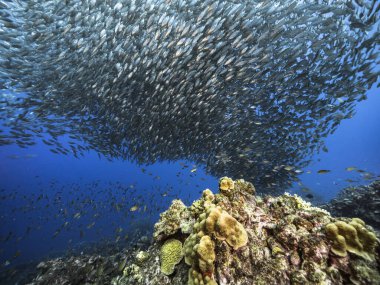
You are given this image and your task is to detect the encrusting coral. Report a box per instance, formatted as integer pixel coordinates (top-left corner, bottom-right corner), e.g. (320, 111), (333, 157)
(112, 177), (379, 285)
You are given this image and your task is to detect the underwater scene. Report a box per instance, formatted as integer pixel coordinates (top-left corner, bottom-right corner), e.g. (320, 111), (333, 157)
(0, 0), (380, 284)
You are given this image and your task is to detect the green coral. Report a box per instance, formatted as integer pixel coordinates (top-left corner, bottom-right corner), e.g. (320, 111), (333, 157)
(160, 239), (183, 275)
(325, 218), (377, 260)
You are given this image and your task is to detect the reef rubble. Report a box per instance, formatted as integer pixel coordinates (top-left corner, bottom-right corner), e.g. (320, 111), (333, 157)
(26, 178), (380, 285)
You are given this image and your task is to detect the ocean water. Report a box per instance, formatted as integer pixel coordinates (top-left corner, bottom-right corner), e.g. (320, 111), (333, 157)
(0, 89), (379, 283)
(0, 0), (379, 284)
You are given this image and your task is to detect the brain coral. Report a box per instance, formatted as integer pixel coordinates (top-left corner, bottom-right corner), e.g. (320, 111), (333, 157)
(160, 239), (183, 275)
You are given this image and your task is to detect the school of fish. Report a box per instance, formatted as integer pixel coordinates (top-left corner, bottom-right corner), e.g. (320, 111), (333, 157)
(0, 0), (379, 191)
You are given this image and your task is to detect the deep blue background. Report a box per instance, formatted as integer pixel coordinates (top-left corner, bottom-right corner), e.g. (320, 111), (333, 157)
(0, 85), (379, 269)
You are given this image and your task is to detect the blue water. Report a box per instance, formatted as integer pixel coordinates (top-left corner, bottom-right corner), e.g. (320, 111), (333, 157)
(0, 86), (379, 271)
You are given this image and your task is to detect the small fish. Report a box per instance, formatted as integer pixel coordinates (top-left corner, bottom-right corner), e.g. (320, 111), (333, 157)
(0, 0), (377, 195)
(362, 173), (374, 180)
(317, 170), (331, 174)
(130, 205), (139, 212)
(87, 222), (95, 229)
(345, 167), (357, 171)
(190, 168), (197, 173)
(52, 230), (61, 238)
(301, 187), (311, 193)
(73, 212), (81, 219)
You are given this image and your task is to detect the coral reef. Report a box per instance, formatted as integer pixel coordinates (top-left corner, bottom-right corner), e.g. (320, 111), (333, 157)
(27, 178), (380, 285)
(322, 180), (380, 231)
(149, 177), (379, 284)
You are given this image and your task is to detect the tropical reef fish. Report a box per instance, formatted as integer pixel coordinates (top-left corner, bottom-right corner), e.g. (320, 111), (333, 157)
(317, 170), (331, 174)
(130, 205), (139, 212)
(0, 0), (379, 193)
(345, 167), (357, 172)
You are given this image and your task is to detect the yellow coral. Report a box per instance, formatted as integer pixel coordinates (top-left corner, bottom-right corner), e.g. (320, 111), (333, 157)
(202, 189), (215, 201)
(160, 239), (183, 275)
(219, 177), (234, 195)
(188, 268), (217, 285)
(325, 223), (347, 257)
(184, 178), (249, 285)
(205, 206), (222, 234)
(215, 211), (248, 250)
(325, 219), (378, 260)
(350, 218), (377, 254)
(204, 207), (248, 251)
(197, 235), (215, 273)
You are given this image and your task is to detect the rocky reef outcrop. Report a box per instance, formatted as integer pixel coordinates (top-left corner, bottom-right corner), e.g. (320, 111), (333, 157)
(112, 177), (380, 285)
